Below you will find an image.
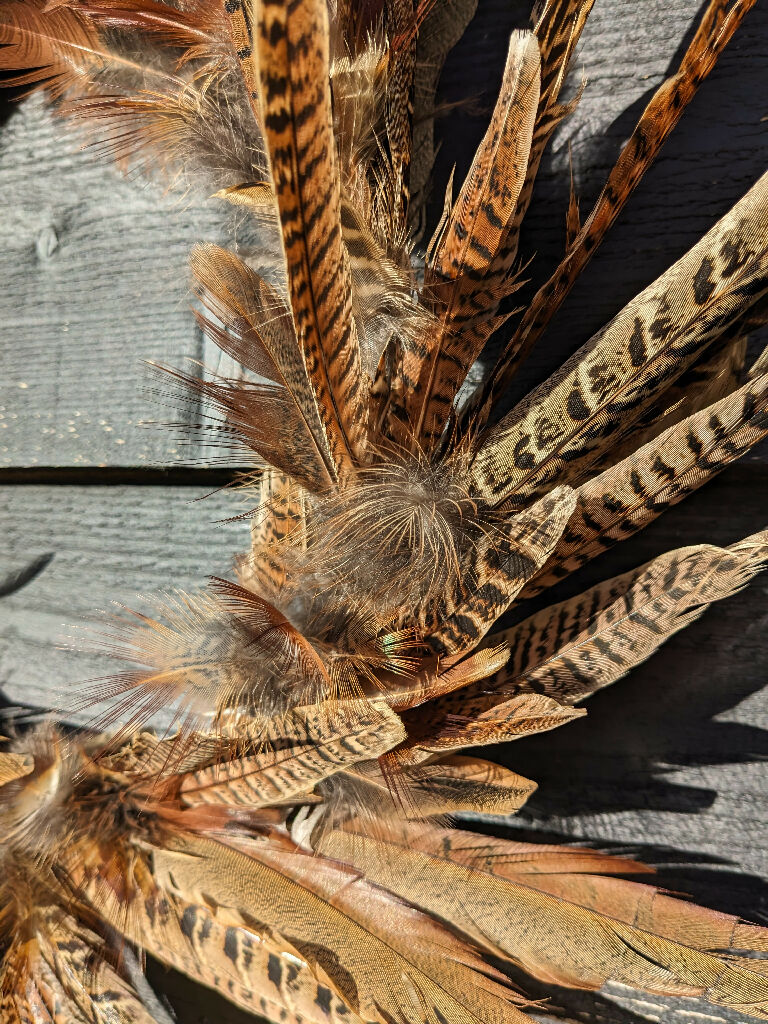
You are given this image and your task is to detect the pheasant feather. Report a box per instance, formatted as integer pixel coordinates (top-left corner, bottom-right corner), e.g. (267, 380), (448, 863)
(1, 1), (767, 1022)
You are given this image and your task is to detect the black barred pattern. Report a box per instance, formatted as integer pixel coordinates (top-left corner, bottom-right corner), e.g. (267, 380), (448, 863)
(400, 757), (537, 816)
(587, 328), (749, 472)
(0, 906), (158, 1024)
(423, 486), (575, 655)
(133, 892), (355, 1023)
(383, 0), (417, 226)
(399, 691), (583, 762)
(496, 0), (596, 275)
(472, 171), (768, 505)
(524, 370), (768, 596)
(485, 533), (768, 704)
(253, 0), (366, 471)
(482, 0), (759, 409)
(411, 32), (540, 447)
(239, 470), (307, 601)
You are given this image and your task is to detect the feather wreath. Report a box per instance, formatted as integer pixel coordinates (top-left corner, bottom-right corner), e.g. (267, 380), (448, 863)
(1, 1), (768, 1023)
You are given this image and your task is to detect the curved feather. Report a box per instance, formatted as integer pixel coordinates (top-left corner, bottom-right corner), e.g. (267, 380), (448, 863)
(408, 31), (540, 448)
(524, 368), (768, 595)
(485, 0), (759, 401)
(472, 169), (768, 506)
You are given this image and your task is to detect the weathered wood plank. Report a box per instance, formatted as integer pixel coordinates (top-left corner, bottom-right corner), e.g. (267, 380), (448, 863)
(0, 96), (281, 468)
(0, 484), (249, 716)
(1, 0), (767, 468)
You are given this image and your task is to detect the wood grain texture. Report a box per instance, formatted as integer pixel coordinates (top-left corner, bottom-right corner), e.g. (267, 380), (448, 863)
(0, 484), (248, 717)
(0, 95), (279, 468)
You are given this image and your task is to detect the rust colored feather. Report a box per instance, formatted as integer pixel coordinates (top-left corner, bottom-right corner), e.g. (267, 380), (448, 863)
(249, 0), (368, 472)
(407, 31), (540, 448)
(484, 0), (759, 404)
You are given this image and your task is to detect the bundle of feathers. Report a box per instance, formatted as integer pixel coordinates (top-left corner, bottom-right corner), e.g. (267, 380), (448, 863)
(2, 0), (768, 1022)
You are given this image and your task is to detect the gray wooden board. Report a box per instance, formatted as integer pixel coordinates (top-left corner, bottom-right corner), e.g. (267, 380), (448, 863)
(0, 484), (248, 717)
(2, 0), (768, 1021)
(0, 97), (283, 468)
(1, 0), (767, 466)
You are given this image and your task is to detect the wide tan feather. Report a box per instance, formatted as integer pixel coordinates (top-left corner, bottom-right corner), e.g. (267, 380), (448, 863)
(320, 826), (768, 1015)
(482, 531), (768, 704)
(151, 831), (525, 1024)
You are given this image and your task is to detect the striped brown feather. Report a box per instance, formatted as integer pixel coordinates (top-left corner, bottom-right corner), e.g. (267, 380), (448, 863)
(383, 0), (417, 228)
(471, 168), (768, 507)
(180, 700), (404, 808)
(80, 856), (361, 1024)
(397, 692), (584, 764)
(421, 485), (575, 656)
(0, 754), (33, 789)
(348, 754), (537, 817)
(0, 0), (102, 100)
(409, 31), (540, 449)
(589, 331), (748, 472)
(251, 0), (367, 472)
(0, 903), (158, 1024)
(483, 530), (768, 705)
(523, 367), (768, 595)
(496, 0), (596, 273)
(485, 0), (758, 402)
(152, 832), (525, 1024)
(237, 470), (307, 602)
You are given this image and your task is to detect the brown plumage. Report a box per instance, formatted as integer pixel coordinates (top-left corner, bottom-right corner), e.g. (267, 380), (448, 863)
(1, 1), (768, 1022)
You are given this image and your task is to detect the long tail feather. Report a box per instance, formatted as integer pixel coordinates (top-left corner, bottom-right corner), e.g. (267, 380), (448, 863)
(483, 0), (758, 402)
(407, 31), (540, 448)
(471, 168), (768, 506)
(151, 831), (526, 1024)
(249, 0), (367, 471)
(321, 824), (768, 1016)
(498, 0), (596, 269)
